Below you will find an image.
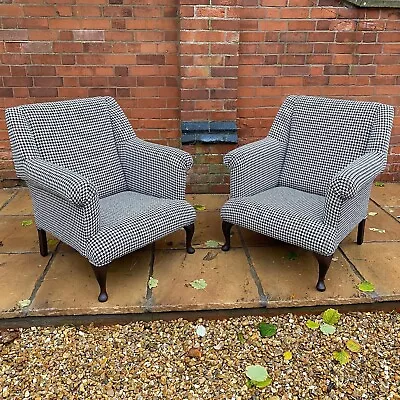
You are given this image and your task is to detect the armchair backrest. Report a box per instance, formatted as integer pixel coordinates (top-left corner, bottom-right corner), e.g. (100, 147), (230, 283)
(277, 95), (394, 196)
(6, 96), (131, 198)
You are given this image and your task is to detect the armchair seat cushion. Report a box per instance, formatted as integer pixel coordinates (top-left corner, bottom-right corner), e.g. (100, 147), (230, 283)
(87, 191), (196, 266)
(221, 186), (336, 256)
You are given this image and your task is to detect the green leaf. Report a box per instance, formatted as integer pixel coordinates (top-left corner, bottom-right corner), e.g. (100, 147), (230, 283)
(286, 251), (298, 261)
(346, 339), (361, 353)
(148, 277), (158, 289)
(245, 365), (268, 382)
(18, 299), (31, 308)
(237, 332), (245, 344)
(368, 212), (378, 217)
(193, 204), (206, 211)
(21, 219), (33, 227)
(333, 350), (350, 365)
(205, 240), (220, 248)
(374, 182), (385, 187)
(252, 377), (272, 388)
(322, 308), (341, 325)
(320, 323), (336, 335)
(47, 239), (58, 246)
(306, 320), (320, 330)
(358, 281), (375, 292)
(190, 279), (207, 290)
(258, 322), (277, 338)
(283, 351), (292, 361)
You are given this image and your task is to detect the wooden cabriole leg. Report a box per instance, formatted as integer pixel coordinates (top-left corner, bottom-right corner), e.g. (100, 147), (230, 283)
(38, 229), (48, 257)
(357, 219), (366, 245)
(184, 223), (195, 254)
(91, 265), (109, 302)
(314, 253), (333, 292)
(221, 221), (233, 252)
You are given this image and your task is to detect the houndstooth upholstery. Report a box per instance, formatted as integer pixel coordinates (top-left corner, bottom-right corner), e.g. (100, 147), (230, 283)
(6, 96), (195, 266)
(221, 95), (394, 256)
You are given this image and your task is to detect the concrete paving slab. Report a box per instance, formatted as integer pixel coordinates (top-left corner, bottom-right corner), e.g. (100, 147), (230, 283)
(156, 211), (241, 250)
(248, 245), (369, 308)
(341, 201), (400, 245)
(370, 183), (400, 207)
(0, 216), (59, 254)
(340, 242), (400, 301)
(0, 188), (33, 215)
(186, 194), (229, 211)
(30, 250), (150, 316)
(0, 189), (16, 210)
(151, 248), (261, 312)
(0, 253), (49, 318)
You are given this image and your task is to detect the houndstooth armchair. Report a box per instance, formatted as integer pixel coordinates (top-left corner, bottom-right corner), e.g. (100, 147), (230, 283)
(221, 95), (394, 291)
(6, 96), (196, 302)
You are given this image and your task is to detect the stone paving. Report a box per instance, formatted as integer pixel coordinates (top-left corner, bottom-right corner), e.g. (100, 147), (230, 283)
(0, 185), (399, 321)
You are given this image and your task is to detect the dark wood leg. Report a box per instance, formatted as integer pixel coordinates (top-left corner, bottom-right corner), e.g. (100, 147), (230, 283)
(221, 221), (233, 252)
(357, 219), (366, 245)
(314, 253), (333, 292)
(91, 265), (109, 302)
(38, 229), (48, 257)
(184, 223), (195, 254)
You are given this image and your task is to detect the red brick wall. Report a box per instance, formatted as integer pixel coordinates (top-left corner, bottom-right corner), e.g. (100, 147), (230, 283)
(0, 0), (399, 191)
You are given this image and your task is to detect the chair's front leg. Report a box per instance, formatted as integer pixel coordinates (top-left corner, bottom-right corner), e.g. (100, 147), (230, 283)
(221, 221), (233, 251)
(314, 253), (333, 292)
(38, 229), (48, 257)
(184, 224), (195, 254)
(91, 264), (109, 302)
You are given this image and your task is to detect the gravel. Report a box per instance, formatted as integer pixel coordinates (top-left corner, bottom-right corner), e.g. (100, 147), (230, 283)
(1, 311), (399, 399)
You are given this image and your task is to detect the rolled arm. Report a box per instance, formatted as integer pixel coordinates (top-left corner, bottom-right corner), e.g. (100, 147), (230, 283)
(118, 137), (192, 200)
(224, 136), (287, 198)
(24, 159), (98, 207)
(328, 152), (387, 200)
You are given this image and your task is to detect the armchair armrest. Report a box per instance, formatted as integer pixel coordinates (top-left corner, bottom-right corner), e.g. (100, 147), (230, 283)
(24, 159), (98, 207)
(328, 152), (386, 200)
(118, 137), (192, 200)
(224, 136), (287, 198)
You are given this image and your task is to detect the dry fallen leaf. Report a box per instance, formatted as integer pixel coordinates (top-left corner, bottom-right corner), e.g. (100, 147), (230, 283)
(187, 347), (202, 359)
(0, 329), (20, 345)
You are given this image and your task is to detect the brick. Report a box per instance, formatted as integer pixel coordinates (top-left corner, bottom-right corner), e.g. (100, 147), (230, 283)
(34, 77), (63, 87)
(195, 6), (226, 18)
(21, 42), (53, 53)
(324, 65), (350, 75)
(29, 88), (58, 97)
(0, 29), (28, 41)
(329, 20), (356, 31)
(72, 30), (105, 41)
(0, 88), (13, 97)
(3, 77), (33, 87)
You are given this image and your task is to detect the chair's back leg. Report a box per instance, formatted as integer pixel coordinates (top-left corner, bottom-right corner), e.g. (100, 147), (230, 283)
(357, 219), (366, 245)
(315, 253), (333, 292)
(38, 229), (48, 257)
(184, 224), (195, 254)
(91, 265), (109, 302)
(221, 221), (233, 251)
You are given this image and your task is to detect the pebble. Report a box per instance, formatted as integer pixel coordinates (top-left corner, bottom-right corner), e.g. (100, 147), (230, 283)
(0, 312), (399, 399)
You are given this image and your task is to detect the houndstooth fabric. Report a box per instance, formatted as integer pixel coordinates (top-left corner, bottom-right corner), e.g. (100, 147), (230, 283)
(87, 191), (196, 266)
(221, 95), (394, 256)
(6, 96), (195, 266)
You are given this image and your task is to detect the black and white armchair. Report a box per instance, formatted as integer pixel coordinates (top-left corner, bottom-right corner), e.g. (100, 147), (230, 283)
(6, 96), (196, 302)
(220, 95), (394, 291)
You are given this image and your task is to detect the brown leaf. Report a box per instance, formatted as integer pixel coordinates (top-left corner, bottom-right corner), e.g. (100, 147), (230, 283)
(0, 329), (20, 345)
(187, 347), (202, 359)
(203, 251), (218, 261)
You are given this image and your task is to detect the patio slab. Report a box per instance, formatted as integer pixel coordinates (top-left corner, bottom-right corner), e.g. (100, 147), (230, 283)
(248, 245), (369, 308)
(151, 248), (261, 312)
(0, 186), (399, 323)
(0, 253), (50, 318)
(340, 242), (400, 302)
(30, 250), (150, 317)
(0, 216), (59, 254)
(0, 189), (15, 210)
(0, 188), (32, 215)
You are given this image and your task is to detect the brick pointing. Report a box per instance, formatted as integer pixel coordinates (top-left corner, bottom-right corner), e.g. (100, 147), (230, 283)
(0, 0), (399, 190)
